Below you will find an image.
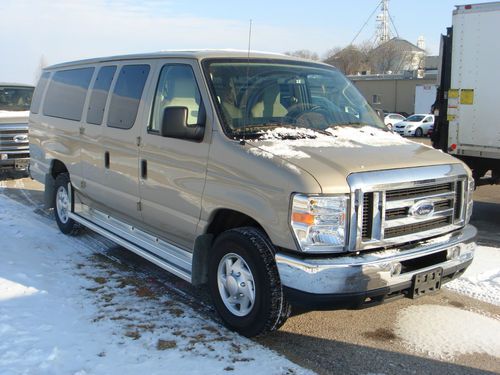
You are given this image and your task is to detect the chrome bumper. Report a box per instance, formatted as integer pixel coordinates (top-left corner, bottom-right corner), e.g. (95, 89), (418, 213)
(276, 225), (476, 295)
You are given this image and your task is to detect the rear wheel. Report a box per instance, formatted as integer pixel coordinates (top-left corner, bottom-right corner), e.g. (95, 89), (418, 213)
(415, 127), (423, 137)
(208, 227), (291, 337)
(54, 173), (81, 235)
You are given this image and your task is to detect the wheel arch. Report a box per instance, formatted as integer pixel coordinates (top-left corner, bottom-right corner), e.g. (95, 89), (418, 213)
(191, 208), (271, 286)
(43, 159), (69, 209)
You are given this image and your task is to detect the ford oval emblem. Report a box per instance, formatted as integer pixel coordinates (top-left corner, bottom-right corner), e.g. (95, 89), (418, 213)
(409, 200), (435, 218)
(13, 134), (28, 143)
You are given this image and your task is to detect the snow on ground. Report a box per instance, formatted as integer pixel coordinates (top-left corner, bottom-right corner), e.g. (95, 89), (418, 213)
(396, 245), (500, 361)
(395, 305), (500, 360)
(248, 126), (410, 160)
(445, 245), (500, 306)
(0, 194), (312, 375)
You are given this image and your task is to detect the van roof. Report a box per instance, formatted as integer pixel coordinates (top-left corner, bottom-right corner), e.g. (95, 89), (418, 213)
(45, 50), (330, 70)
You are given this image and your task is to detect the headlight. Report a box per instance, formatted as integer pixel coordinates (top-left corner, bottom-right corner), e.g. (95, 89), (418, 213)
(290, 194), (348, 253)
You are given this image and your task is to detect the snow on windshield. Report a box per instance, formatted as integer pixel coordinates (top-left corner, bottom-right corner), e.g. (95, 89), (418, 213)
(248, 126), (411, 160)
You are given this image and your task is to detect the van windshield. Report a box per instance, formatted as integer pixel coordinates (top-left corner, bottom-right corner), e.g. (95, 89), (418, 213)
(204, 59), (385, 138)
(0, 86), (34, 111)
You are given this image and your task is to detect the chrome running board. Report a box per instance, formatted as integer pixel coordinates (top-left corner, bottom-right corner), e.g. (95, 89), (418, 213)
(68, 189), (192, 282)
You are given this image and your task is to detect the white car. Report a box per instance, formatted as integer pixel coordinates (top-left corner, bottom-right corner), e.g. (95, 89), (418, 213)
(394, 114), (434, 137)
(384, 113), (406, 130)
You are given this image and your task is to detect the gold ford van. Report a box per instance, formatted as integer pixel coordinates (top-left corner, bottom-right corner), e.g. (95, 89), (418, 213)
(29, 51), (476, 336)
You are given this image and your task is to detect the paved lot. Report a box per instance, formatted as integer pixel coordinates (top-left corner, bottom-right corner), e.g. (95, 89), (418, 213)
(1, 163), (499, 375)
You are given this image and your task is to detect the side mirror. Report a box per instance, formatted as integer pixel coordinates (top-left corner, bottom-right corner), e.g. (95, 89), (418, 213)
(161, 106), (205, 141)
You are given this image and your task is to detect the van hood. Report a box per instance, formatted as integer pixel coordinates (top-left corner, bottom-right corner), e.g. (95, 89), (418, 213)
(0, 110), (30, 124)
(247, 126), (460, 193)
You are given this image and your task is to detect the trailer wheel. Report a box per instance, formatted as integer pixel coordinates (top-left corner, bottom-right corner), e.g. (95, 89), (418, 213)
(54, 173), (81, 235)
(208, 227), (291, 337)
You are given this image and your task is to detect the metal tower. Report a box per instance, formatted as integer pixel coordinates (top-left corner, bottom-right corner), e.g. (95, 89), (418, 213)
(376, 0), (391, 44)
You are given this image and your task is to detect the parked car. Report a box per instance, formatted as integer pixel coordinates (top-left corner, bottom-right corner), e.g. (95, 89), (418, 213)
(384, 113), (406, 130)
(0, 83), (34, 174)
(29, 51), (476, 337)
(394, 114), (434, 137)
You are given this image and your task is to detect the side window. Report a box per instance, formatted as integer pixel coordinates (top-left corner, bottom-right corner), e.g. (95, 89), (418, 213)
(149, 64), (204, 134)
(107, 64), (150, 129)
(31, 72), (51, 114)
(86, 65), (117, 125)
(43, 67), (95, 121)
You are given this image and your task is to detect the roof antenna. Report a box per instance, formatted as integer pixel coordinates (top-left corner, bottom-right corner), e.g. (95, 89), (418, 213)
(240, 19), (252, 145)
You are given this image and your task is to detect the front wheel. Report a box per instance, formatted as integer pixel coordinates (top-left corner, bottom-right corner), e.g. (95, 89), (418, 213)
(208, 227), (291, 337)
(54, 173), (81, 235)
(415, 127), (423, 137)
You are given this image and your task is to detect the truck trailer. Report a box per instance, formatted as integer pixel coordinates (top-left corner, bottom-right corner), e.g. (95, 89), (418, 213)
(432, 2), (500, 185)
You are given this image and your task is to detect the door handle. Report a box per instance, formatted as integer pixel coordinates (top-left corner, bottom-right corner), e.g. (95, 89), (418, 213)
(104, 151), (110, 169)
(141, 159), (147, 180)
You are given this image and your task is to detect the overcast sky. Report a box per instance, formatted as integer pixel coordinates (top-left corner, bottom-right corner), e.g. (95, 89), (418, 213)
(1, 0), (468, 84)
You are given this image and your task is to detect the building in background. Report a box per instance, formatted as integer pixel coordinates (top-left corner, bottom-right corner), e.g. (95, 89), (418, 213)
(350, 70), (437, 115)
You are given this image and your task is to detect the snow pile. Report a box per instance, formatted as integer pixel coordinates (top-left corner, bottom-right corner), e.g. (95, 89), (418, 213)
(249, 126), (410, 160)
(0, 277), (39, 301)
(395, 305), (500, 360)
(445, 246), (500, 306)
(0, 195), (311, 375)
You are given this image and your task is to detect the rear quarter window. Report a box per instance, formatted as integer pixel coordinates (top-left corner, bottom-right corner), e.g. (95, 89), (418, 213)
(107, 64), (150, 129)
(43, 67), (95, 121)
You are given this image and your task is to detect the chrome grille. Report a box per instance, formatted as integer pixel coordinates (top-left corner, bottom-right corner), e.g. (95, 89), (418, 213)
(347, 165), (469, 251)
(0, 125), (29, 159)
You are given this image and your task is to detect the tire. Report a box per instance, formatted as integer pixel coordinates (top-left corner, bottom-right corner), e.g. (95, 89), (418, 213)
(54, 173), (81, 235)
(208, 227), (291, 337)
(415, 127), (423, 137)
(386, 123), (393, 131)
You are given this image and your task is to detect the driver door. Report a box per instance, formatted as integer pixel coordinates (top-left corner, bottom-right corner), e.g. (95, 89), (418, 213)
(138, 61), (211, 250)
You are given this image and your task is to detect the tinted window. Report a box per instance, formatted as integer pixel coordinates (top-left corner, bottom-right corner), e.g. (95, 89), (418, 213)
(150, 64), (204, 133)
(407, 115), (425, 122)
(107, 64), (150, 129)
(43, 67), (95, 121)
(31, 72), (51, 114)
(86, 66), (117, 125)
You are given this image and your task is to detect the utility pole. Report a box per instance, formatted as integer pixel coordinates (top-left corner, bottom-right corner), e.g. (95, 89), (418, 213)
(376, 0), (391, 44)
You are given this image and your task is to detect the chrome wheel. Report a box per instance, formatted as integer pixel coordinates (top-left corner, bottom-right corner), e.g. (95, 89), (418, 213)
(56, 186), (69, 224)
(217, 253), (256, 317)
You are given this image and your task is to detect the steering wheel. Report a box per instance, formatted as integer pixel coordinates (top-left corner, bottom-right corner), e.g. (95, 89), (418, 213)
(285, 104), (332, 129)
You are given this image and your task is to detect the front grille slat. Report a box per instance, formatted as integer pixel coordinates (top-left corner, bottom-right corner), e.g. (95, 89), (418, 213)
(385, 183), (453, 201)
(385, 217), (451, 238)
(362, 193), (374, 240)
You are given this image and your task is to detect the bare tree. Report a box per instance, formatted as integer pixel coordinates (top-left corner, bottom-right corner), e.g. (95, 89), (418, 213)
(323, 45), (370, 75)
(284, 50), (320, 61)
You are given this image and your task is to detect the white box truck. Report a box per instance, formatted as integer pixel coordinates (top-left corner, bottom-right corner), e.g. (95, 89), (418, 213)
(432, 2), (500, 185)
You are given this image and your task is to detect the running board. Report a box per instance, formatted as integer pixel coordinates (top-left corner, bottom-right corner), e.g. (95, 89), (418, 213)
(68, 199), (193, 283)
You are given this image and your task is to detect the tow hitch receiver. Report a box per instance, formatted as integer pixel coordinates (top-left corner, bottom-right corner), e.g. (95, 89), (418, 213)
(411, 267), (443, 298)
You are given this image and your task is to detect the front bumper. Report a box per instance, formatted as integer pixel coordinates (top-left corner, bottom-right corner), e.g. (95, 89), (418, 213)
(276, 225), (476, 307)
